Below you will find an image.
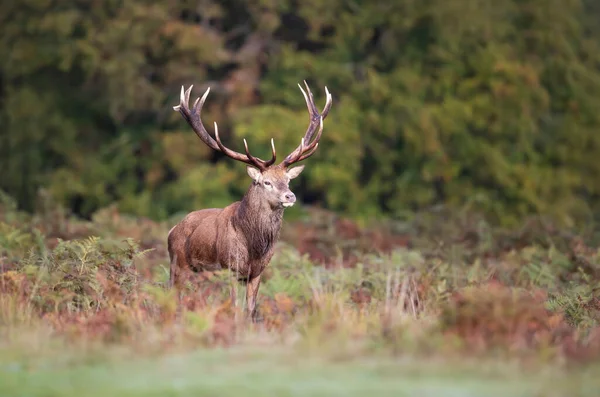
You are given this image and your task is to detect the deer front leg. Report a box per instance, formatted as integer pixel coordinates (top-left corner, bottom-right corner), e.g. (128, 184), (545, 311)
(246, 274), (262, 321)
(168, 254), (178, 289)
(168, 253), (187, 316)
(229, 274), (238, 307)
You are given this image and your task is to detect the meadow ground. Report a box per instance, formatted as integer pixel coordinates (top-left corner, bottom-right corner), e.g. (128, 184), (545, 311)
(2, 345), (600, 397)
(1, 192), (600, 396)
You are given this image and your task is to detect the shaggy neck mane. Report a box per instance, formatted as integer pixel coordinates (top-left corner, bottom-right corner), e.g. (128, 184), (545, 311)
(233, 183), (284, 259)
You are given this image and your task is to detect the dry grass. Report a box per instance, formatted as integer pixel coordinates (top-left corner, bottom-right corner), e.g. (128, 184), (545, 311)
(1, 191), (600, 394)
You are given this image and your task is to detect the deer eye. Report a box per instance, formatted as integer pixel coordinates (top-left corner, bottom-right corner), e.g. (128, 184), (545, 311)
(263, 180), (272, 187)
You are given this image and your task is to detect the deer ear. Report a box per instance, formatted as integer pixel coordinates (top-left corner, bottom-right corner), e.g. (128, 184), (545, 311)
(246, 166), (262, 182)
(286, 165), (305, 180)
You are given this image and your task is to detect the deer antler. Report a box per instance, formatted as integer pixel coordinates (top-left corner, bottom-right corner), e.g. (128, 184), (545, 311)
(281, 81), (333, 167)
(173, 85), (276, 171)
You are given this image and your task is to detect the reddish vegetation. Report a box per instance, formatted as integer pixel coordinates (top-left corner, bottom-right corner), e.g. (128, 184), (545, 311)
(43, 309), (130, 342)
(256, 293), (297, 330)
(286, 211), (411, 268)
(440, 281), (600, 361)
(0, 271), (26, 296)
(207, 302), (239, 347)
(3, 201), (600, 363)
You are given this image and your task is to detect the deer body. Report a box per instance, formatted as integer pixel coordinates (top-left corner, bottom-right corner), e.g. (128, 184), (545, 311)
(168, 81), (332, 318)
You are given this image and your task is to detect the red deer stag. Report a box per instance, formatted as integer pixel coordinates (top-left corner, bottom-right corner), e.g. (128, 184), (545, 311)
(168, 81), (332, 319)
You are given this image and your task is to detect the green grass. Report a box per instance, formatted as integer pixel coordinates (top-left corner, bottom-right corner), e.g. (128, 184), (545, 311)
(1, 346), (599, 397)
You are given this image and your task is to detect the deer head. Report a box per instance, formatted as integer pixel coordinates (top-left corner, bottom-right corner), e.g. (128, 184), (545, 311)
(173, 81), (332, 210)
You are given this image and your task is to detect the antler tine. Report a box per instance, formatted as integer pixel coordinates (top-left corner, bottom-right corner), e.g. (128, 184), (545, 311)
(265, 138), (277, 166)
(192, 86), (211, 111)
(300, 81), (332, 144)
(297, 143), (319, 162)
(213, 122), (263, 168)
(294, 117), (322, 162)
(174, 85), (276, 171)
(250, 137), (277, 168)
(243, 138), (269, 170)
(173, 85), (220, 151)
(281, 82), (332, 167)
(303, 116), (323, 153)
(286, 137), (305, 164)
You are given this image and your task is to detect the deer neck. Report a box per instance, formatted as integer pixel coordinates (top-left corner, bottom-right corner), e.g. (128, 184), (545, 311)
(233, 184), (284, 259)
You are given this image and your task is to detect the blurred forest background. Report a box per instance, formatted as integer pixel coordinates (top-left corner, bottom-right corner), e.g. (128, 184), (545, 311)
(2, 0), (600, 228)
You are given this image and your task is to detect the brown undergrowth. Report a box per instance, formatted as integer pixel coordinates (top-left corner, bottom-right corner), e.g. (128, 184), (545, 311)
(1, 193), (600, 364)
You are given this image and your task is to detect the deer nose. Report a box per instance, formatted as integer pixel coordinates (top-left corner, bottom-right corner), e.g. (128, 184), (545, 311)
(285, 192), (296, 202)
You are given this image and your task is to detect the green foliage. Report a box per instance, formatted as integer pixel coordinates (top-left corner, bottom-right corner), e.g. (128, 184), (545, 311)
(11, 236), (143, 314)
(2, 0), (600, 226)
(261, 246), (315, 301)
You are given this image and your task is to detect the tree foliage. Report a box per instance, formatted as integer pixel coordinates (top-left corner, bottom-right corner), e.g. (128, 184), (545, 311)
(1, 0), (600, 226)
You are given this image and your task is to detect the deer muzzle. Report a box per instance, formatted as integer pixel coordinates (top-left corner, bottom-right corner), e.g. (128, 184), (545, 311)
(282, 192), (296, 207)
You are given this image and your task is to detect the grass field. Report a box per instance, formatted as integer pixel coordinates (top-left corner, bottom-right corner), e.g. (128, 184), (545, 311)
(1, 193), (600, 396)
(2, 343), (600, 397)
